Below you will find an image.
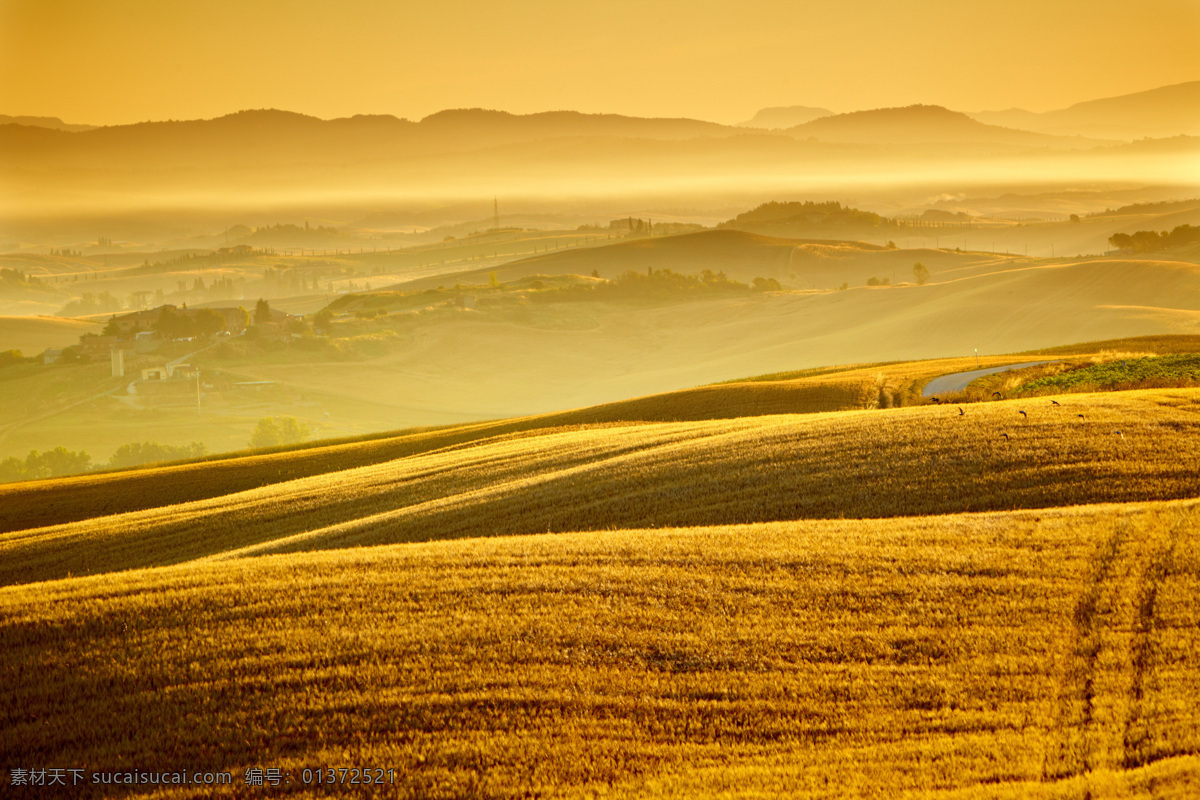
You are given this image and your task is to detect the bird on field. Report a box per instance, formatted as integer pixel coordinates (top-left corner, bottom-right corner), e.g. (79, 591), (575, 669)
(1077, 414), (1085, 419)
(931, 396), (941, 404)
(1050, 400), (1060, 406)
(958, 407), (965, 416)
(1116, 430), (1125, 439)
(992, 391), (1002, 399)
(1018, 410), (1027, 419)
(1001, 432), (1011, 440)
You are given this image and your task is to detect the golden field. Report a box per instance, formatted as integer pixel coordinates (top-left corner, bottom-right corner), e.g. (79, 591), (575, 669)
(5, 387), (1200, 586)
(1, 499), (1197, 798)
(2, 352), (1199, 797)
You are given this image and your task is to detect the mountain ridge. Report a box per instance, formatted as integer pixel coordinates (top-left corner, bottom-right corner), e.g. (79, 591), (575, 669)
(970, 80), (1200, 138)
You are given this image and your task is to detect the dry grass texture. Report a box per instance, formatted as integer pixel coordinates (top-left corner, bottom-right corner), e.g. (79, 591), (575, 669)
(4, 389), (1199, 587)
(2, 500), (1197, 798)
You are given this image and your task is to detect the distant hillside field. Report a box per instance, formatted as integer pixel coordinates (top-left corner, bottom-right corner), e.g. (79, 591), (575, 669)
(388, 229), (852, 289)
(256, 255), (1200, 429)
(0, 315), (100, 354)
(4, 246), (1199, 467)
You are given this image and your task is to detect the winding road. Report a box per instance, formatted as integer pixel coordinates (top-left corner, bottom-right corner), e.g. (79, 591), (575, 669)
(921, 360), (1058, 398)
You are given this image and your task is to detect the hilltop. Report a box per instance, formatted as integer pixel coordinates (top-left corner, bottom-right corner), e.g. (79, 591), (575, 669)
(788, 104), (1083, 147)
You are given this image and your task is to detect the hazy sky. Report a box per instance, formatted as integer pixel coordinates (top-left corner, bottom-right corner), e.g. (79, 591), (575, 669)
(2, 0), (1197, 126)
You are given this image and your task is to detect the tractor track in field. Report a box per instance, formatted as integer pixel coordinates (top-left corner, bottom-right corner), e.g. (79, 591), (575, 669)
(1044, 511), (1185, 781)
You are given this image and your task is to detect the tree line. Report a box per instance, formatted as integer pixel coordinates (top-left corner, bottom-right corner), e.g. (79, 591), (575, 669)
(0, 416), (313, 482)
(1109, 224), (1199, 253)
(0, 441), (204, 482)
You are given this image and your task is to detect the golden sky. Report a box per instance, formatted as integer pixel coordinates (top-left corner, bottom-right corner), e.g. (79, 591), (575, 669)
(1, 0), (1197, 126)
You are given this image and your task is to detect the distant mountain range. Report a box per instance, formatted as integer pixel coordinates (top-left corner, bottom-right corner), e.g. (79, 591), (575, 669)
(969, 81), (1200, 139)
(785, 105), (1084, 147)
(0, 100), (1130, 173)
(3, 82), (1197, 217)
(5, 80), (1196, 143)
(0, 114), (96, 132)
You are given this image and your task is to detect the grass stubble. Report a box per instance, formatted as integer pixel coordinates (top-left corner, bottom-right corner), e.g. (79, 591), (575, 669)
(1, 385), (1198, 797)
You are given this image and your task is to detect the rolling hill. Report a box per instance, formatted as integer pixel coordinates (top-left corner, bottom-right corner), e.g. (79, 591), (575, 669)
(787, 105), (1087, 147)
(4, 245), (1199, 468)
(1, 372), (1198, 797)
(385, 229), (994, 290)
(4, 386), (1200, 587)
(266, 254), (1200, 432)
(0, 315), (100, 354)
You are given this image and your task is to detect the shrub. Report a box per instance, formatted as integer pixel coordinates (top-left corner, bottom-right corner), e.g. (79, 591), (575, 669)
(108, 441), (207, 469)
(249, 416), (312, 449)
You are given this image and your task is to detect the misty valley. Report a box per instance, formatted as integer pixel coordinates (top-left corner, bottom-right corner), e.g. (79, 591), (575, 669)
(3, 78), (1200, 799)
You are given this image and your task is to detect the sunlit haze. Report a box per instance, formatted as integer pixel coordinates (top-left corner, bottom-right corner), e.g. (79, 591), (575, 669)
(2, 0), (1198, 125)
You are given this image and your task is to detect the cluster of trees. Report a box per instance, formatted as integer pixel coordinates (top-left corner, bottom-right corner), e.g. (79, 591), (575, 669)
(183, 275), (240, 301)
(0, 349), (24, 368)
(530, 268), (787, 303)
(612, 268), (768, 294)
(248, 416), (312, 448)
(249, 222), (343, 242)
(610, 217), (653, 234)
(0, 447), (92, 482)
(1, 268), (43, 287)
(263, 266), (323, 293)
(0, 440), (212, 482)
(57, 291), (123, 317)
(48, 248), (82, 258)
(1108, 224), (1200, 253)
(108, 441), (207, 469)
(150, 305), (235, 340)
(721, 201), (890, 232)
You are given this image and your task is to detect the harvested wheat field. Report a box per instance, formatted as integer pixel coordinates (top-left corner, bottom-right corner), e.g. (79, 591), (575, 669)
(1, 500), (1198, 798)
(5, 389), (1200, 586)
(2, 374), (1200, 798)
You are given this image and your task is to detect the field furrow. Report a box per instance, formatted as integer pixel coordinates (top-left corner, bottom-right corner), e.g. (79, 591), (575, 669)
(1, 500), (1197, 798)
